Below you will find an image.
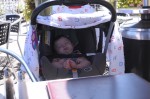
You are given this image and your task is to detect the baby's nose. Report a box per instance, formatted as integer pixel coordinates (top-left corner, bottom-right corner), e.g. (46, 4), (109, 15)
(62, 44), (67, 48)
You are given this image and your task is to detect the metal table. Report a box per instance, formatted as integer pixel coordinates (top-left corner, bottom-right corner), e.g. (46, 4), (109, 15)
(6, 73), (150, 99)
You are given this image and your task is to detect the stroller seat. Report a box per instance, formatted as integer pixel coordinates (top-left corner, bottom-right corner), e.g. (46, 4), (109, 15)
(40, 56), (101, 80)
(39, 27), (107, 80)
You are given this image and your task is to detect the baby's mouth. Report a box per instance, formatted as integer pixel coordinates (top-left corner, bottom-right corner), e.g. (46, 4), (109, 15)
(64, 48), (71, 54)
(64, 47), (69, 51)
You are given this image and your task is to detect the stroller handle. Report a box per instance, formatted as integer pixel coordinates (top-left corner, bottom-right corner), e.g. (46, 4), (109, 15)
(31, 0), (116, 25)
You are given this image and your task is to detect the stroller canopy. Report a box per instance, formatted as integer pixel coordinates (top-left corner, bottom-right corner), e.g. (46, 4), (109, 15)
(31, 0), (116, 27)
(36, 5), (111, 29)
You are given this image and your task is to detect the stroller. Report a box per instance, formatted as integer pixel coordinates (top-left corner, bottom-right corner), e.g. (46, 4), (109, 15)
(22, 0), (124, 81)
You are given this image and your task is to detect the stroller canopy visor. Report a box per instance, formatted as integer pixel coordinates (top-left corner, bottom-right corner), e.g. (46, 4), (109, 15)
(36, 5), (111, 29)
(31, 0), (116, 29)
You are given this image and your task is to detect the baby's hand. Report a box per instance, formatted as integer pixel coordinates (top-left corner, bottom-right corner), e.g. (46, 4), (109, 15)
(76, 57), (91, 68)
(52, 58), (65, 68)
(63, 59), (77, 69)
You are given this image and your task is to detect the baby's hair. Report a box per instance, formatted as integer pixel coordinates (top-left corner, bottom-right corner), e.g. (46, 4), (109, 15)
(52, 35), (74, 53)
(53, 35), (73, 44)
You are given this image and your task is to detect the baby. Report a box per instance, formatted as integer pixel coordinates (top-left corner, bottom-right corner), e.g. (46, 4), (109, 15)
(52, 35), (91, 70)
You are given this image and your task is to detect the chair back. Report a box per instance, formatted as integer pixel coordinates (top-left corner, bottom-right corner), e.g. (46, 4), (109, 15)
(6, 14), (21, 33)
(0, 22), (10, 45)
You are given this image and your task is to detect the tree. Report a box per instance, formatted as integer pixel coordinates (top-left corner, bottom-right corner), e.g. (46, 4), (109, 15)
(24, 0), (35, 21)
(24, 0), (51, 21)
(117, 0), (142, 8)
(34, 0), (51, 15)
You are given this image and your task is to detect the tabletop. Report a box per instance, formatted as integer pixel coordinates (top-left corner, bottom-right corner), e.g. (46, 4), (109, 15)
(23, 73), (150, 99)
(1, 73), (150, 99)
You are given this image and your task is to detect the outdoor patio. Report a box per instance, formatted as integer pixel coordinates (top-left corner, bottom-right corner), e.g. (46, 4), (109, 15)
(1, 0), (150, 99)
(0, 0), (27, 56)
(0, 21), (29, 84)
(0, 0), (144, 82)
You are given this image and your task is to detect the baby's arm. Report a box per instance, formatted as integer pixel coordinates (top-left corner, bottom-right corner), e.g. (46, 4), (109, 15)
(52, 58), (65, 68)
(63, 59), (77, 69)
(76, 57), (91, 69)
(52, 57), (91, 69)
(63, 57), (91, 69)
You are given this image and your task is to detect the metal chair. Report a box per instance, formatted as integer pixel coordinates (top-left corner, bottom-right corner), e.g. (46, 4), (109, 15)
(0, 21), (11, 71)
(6, 14), (23, 56)
(117, 12), (132, 26)
(0, 21), (10, 48)
(0, 15), (25, 79)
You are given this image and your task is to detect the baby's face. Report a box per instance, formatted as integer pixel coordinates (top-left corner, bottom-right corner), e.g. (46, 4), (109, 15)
(54, 37), (74, 54)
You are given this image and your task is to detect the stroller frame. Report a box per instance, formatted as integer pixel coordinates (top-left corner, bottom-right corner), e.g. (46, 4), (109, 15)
(29, 0), (116, 80)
